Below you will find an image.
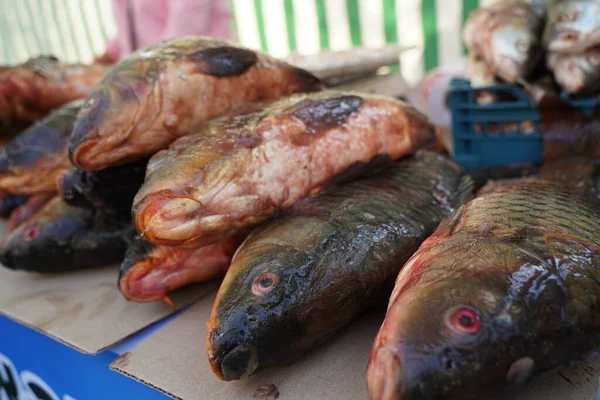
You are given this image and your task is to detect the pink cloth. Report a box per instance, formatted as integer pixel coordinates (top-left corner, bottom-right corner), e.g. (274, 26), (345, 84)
(105, 0), (234, 61)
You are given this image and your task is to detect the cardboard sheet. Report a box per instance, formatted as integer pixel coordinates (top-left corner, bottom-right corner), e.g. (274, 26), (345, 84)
(0, 218), (216, 354)
(112, 291), (600, 400)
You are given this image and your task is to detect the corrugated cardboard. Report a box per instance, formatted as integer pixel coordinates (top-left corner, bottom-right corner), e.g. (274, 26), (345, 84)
(0, 222), (216, 354)
(111, 290), (600, 400)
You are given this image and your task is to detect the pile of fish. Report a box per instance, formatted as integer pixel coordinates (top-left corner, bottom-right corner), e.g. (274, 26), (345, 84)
(2, 34), (600, 400)
(463, 0), (600, 98)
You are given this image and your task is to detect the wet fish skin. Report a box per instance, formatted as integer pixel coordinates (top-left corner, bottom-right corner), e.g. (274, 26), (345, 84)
(118, 233), (243, 303)
(463, 1), (544, 83)
(0, 100), (82, 194)
(133, 90), (435, 249)
(547, 47), (600, 94)
(367, 177), (600, 400)
(206, 151), (473, 381)
(69, 36), (323, 171)
(58, 158), (149, 215)
(0, 196), (132, 272)
(545, 0), (600, 54)
(0, 56), (107, 123)
(7, 193), (53, 231)
(0, 192), (28, 218)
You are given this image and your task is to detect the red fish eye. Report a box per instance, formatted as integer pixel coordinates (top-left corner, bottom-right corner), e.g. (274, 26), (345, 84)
(24, 225), (40, 241)
(445, 306), (481, 334)
(251, 272), (278, 296)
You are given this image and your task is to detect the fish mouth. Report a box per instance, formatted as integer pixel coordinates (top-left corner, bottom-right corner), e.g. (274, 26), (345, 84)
(367, 344), (405, 400)
(134, 192), (205, 247)
(119, 244), (231, 302)
(210, 343), (259, 381)
(69, 136), (101, 170)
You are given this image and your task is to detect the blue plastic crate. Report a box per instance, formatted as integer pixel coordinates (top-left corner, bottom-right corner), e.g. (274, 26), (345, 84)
(448, 78), (599, 171)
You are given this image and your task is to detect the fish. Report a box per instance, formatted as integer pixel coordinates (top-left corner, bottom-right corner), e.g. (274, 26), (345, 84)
(0, 192), (28, 218)
(7, 193), (54, 231)
(547, 47), (600, 94)
(0, 197), (132, 272)
(206, 151), (473, 381)
(463, 1), (544, 83)
(0, 56), (107, 123)
(69, 36), (323, 171)
(545, 0), (600, 54)
(57, 158), (149, 216)
(0, 100), (82, 194)
(132, 90), (435, 249)
(119, 233), (244, 304)
(367, 176), (600, 400)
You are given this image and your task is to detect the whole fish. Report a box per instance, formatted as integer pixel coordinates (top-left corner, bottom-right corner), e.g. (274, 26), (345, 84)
(0, 197), (132, 272)
(547, 47), (600, 94)
(0, 100), (82, 194)
(58, 158), (149, 215)
(206, 152), (473, 381)
(463, 1), (544, 83)
(0, 192), (28, 218)
(367, 177), (600, 400)
(0, 56), (107, 123)
(69, 36), (323, 171)
(119, 233), (243, 304)
(133, 90), (434, 249)
(545, 0), (600, 54)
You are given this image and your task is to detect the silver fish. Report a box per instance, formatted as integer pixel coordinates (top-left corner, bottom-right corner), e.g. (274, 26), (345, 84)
(547, 46), (600, 94)
(545, 0), (600, 54)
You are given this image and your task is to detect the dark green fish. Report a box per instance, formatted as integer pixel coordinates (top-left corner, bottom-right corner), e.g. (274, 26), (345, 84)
(206, 151), (472, 381)
(0, 196), (132, 272)
(368, 174), (600, 399)
(57, 158), (149, 216)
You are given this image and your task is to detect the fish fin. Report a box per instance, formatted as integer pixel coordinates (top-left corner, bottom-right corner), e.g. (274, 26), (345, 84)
(163, 295), (176, 311)
(449, 175), (475, 209)
(189, 46), (258, 77)
(544, 233), (600, 258)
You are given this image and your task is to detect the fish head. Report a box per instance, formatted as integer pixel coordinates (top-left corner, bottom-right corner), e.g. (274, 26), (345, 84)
(0, 197), (91, 270)
(546, 2), (600, 53)
(56, 167), (94, 209)
(489, 22), (541, 82)
(69, 59), (160, 170)
(549, 53), (586, 94)
(207, 218), (323, 380)
(368, 240), (536, 400)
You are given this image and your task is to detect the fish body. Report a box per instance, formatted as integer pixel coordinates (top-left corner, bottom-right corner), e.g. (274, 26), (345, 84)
(132, 90), (435, 249)
(0, 197), (132, 272)
(547, 47), (600, 94)
(0, 56), (107, 123)
(7, 193), (53, 231)
(206, 152), (473, 381)
(0, 100), (82, 194)
(0, 192), (28, 218)
(545, 0), (600, 54)
(58, 158), (149, 215)
(463, 1), (544, 83)
(69, 36), (323, 171)
(119, 233), (243, 303)
(368, 177), (600, 400)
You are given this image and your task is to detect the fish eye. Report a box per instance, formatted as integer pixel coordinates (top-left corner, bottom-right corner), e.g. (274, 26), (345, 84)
(23, 225), (40, 241)
(444, 306), (481, 334)
(251, 272), (278, 296)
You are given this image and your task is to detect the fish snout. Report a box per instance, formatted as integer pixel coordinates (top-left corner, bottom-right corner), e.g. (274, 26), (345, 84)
(546, 29), (580, 53)
(0, 244), (16, 269)
(220, 344), (259, 381)
(368, 344), (405, 400)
